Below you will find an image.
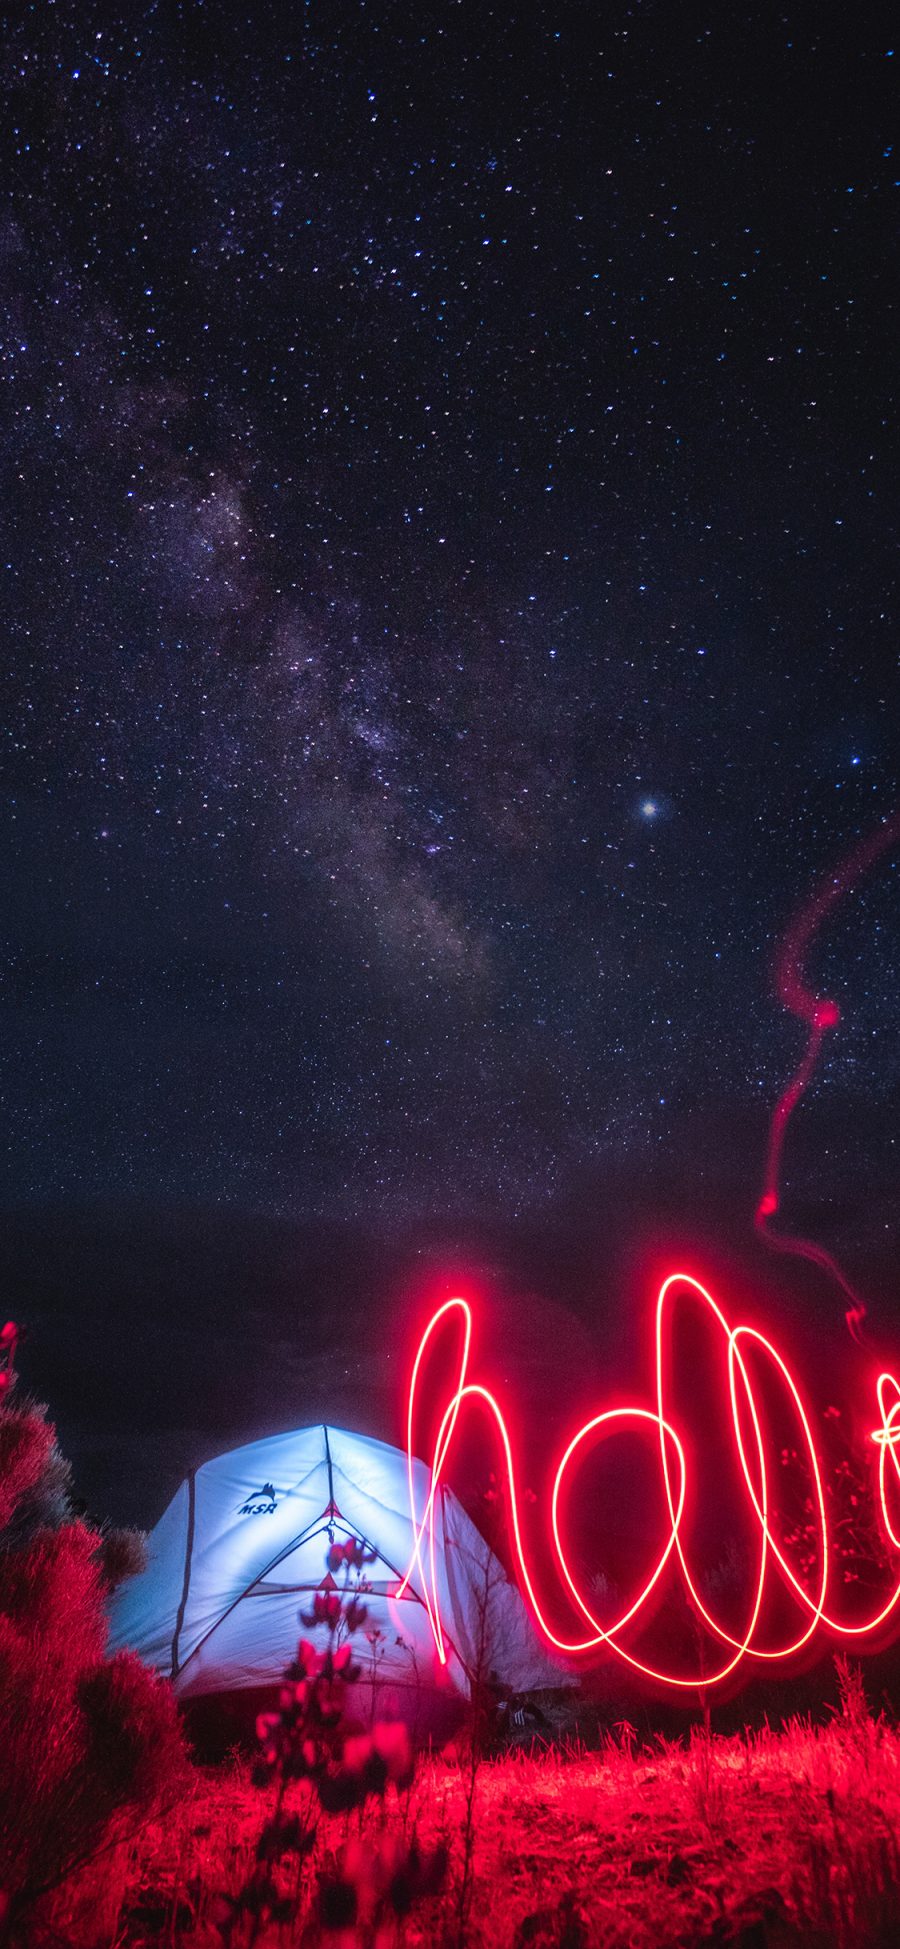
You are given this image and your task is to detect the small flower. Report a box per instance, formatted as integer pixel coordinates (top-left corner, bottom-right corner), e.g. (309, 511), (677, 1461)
(341, 1732), (374, 1775)
(372, 1719), (414, 1789)
(327, 1535), (376, 1573)
(291, 1638), (321, 1678)
(314, 1677), (348, 1724)
(301, 1589), (342, 1628)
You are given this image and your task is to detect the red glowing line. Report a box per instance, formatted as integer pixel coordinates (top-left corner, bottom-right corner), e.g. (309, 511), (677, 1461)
(403, 1275), (900, 1688)
(756, 812), (900, 1336)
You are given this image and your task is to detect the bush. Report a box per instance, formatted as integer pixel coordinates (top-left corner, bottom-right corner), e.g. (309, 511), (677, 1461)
(0, 1325), (186, 1942)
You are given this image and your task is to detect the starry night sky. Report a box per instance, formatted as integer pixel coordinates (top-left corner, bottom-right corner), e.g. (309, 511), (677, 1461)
(2, 4), (898, 1523)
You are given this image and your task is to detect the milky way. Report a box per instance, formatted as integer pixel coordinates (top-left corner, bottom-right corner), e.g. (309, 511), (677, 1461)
(1, 5), (898, 1513)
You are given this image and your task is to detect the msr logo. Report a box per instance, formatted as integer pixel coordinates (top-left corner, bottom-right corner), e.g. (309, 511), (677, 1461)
(238, 1482), (278, 1516)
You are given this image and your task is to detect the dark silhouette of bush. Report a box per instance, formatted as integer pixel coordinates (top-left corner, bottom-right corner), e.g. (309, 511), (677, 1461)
(0, 1325), (186, 1942)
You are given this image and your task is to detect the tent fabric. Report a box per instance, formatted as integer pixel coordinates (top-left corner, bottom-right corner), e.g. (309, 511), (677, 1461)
(107, 1424), (564, 1711)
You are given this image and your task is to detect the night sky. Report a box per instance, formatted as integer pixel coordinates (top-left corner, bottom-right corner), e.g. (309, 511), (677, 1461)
(2, 4), (898, 1526)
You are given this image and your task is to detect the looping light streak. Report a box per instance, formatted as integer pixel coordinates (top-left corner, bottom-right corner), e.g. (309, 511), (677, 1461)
(756, 811), (900, 1339)
(401, 1275), (900, 1689)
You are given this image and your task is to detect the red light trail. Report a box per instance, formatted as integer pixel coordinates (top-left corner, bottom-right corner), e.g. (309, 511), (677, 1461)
(399, 817), (900, 1688)
(755, 811), (900, 1340)
(401, 1276), (900, 1688)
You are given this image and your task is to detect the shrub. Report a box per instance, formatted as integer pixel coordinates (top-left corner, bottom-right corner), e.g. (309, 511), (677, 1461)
(0, 1324), (187, 1942)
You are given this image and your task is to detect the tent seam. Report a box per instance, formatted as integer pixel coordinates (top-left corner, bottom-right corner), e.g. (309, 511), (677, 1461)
(171, 1468), (196, 1679)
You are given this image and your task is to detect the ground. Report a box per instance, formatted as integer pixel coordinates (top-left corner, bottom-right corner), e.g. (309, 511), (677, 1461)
(45, 1676), (900, 1948)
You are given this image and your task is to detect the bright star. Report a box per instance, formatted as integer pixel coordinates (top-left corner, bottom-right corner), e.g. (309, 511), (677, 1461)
(640, 800), (658, 819)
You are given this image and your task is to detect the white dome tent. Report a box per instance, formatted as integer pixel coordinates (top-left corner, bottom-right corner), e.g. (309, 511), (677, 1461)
(108, 1423), (564, 1735)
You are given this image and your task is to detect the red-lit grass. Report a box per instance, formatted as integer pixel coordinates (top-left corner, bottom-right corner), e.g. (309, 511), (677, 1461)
(42, 1670), (900, 1946)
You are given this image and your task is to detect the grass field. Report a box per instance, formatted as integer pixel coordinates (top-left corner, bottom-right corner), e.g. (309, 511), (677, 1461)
(44, 1667), (900, 1948)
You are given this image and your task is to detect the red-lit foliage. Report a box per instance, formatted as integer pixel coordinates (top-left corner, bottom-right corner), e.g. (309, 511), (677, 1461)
(102, 1684), (900, 1947)
(219, 1533), (445, 1944)
(0, 1346), (186, 1942)
(402, 1275), (900, 1690)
